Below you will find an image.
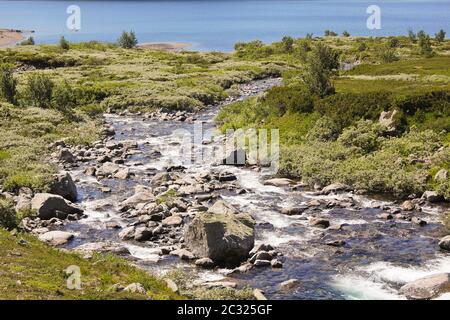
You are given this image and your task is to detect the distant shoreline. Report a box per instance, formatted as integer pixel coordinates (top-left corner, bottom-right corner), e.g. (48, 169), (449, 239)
(0, 28), (28, 48)
(137, 42), (191, 51)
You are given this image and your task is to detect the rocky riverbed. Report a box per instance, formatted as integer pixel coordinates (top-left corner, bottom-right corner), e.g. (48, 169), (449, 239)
(15, 78), (450, 300)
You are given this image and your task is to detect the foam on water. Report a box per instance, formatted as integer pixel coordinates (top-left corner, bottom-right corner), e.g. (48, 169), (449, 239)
(360, 255), (450, 284)
(331, 275), (404, 300)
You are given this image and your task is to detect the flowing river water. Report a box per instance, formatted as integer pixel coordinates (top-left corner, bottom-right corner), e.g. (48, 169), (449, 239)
(60, 79), (449, 300)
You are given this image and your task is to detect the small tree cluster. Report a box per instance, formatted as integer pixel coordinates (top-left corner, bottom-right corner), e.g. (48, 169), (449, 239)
(118, 30), (138, 49)
(435, 29), (446, 42)
(324, 30), (338, 37)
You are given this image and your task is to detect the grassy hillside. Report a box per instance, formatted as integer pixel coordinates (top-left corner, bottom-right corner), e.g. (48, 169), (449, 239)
(218, 34), (450, 198)
(0, 228), (182, 300)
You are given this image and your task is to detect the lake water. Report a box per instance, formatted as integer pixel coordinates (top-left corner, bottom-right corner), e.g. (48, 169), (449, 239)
(1, 0), (449, 51)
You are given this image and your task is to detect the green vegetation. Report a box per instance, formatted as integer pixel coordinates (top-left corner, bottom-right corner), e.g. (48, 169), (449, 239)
(117, 30), (138, 49)
(19, 37), (35, 46)
(218, 33), (450, 199)
(0, 64), (17, 104)
(0, 228), (182, 299)
(59, 36), (70, 50)
(166, 267), (254, 300)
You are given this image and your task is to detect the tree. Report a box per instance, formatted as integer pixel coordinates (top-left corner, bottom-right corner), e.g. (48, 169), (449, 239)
(408, 29), (416, 42)
(342, 31), (350, 37)
(59, 36), (70, 50)
(418, 33), (434, 57)
(0, 64), (17, 104)
(281, 36), (294, 53)
(324, 30), (338, 37)
(302, 44), (338, 97)
(435, 29), (446, 42)
(22, 73), (54, 108)
(117, 30), (138, 49)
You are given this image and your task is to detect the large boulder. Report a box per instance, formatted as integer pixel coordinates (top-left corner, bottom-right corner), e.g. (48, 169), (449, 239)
(38, 231), (74, 246)
(399, 273), (450, 300)
(49, 172), (78, 202)
(184, 211), (255, 267)
(30, 193), (83, 220)
(379, 109), (399, 134)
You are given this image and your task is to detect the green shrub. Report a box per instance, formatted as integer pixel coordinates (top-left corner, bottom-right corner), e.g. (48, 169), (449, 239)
(338, 120), (383, 154)
(0, 198), (17, 230)
(52, 81), (76, 113)
(21, 73), (54, 108)
(342, 31), (350, 37)
(59, 36), (70, 50)
(377, 45), (398, 63)
(315, 91), (391, 130)
(306, 116), (340, 142)
(281, 36), (294, 53)
(262, 85), (314, 114)
(418, 33), (434, 57)
(117, 30), (138, 49)
(19, 37), (35, 46)
(408, 29), (417, 42)
(0, 64), (17, 104)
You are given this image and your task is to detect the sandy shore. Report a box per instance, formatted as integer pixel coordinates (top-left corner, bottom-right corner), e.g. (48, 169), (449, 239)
(0, 29), (26, 48)
(137, 42), (191, 51)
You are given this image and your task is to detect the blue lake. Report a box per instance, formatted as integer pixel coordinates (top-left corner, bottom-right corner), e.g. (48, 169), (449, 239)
(1, 0), (449, 51)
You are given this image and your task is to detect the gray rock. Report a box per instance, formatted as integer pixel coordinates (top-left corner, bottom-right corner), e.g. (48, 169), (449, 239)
(439, 235), (450, 251)
(58, 149), (75, 163)
(401, 200), (415, 211)
(31, 193), (83, 220)
(124, 283), (147, 295)
(49, 172), (78, 202)
(435, 169), (448, 183)
(151, 172), (171, 186)
(263, 178), (294, 187)
(309, 217), (330, 229)
(134, 227), (153, 241)
(118, 226), (135, 240)
(170, 248), (196, 260)
(195, 257), (215, 269)
(164, 278), (179, 294)
(253, 289), (267, 300)
(321, 183), (350, 194)
(249, 251), (272, 264)
(399, 273), (450, 300)
(281, 206), (308, 216)
(184, 211), (255, 267)
(114, 168), (131, 180)
(271, 259), (283, 268)
(207, 200), (238, 215)
(379, 109), (399, 133)
(249, 243), (274, 256)
(162, 215), (183, 227)
(38, 231), (74, 246)
(421, 191), (443, 203)
(253, 259), (271, 267)
(279, 279), (300, 290)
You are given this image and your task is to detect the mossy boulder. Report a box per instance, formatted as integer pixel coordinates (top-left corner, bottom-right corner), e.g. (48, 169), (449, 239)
(184, 211), (255, 267)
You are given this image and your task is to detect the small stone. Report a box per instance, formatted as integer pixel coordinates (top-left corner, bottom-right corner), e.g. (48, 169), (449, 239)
(195, 257), (215, 269)
(279, 279), (300, 290)
(253, 259), (271, 267)
(309, 217), (330, 229)
(377, 213), (394, 220)
(162, 215), (183, 227)
(438, 235), (450, 251)
(271, 259), (283, 268)
(411, 217), (427, 226)
(164, 278), (179, 294)
(123, 283), (147, 295)
(38, 231), (74, 246)
(401, 200), (415, 211)
(253, 289), (267, 300)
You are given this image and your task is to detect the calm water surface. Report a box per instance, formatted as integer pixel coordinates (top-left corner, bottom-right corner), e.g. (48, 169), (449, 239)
(0, 0), (449, 51)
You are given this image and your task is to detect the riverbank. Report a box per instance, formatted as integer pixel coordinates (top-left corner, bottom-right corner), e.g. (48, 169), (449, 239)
(0, 28), (25, 47)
